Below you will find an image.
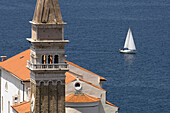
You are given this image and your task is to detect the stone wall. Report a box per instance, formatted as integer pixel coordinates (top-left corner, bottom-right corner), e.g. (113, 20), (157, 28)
(31, 81), (65, 113)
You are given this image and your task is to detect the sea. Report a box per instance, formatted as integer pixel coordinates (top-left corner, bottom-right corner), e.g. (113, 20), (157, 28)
(0, 0), (170, 113)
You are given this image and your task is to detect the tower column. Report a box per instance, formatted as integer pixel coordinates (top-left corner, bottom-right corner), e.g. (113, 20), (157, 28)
(27, 0), (69, 113)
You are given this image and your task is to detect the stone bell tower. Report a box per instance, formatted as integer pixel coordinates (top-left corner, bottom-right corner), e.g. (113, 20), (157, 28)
(27, 0), (69, 113)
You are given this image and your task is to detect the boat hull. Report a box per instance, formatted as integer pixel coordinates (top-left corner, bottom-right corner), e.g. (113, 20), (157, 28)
(119, 49), (137, 54)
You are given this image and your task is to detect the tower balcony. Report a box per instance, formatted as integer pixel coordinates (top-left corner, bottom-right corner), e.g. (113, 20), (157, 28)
(27, 60), (68, 71)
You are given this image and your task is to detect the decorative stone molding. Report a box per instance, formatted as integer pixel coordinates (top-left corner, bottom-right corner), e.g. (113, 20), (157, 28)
(36, 80), (65, 86)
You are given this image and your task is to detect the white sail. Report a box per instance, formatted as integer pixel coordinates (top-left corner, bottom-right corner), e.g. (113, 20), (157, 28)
(123, 28), (130, 48)
(128, 29), (136, 50)
(123, 28), (136, 50)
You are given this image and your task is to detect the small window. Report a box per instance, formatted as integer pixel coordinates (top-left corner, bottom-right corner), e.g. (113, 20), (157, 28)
(48, 55), (53, 64)
(75, 83), (80, 87)
(15, 97), (18, 103)
(42, 55), (46, 64)
(5, 82), (8, 91)
(54, 55), (59, 63)
(74, 82), (82, 90)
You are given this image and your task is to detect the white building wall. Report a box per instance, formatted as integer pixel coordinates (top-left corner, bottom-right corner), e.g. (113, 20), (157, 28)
(24, 82), (31, 102)
(1, 68), (24, 113)
(66, 106), (98, 113)
(104, 104), (118, 113)
(98, 102), (118, 113)
(66, 102), (99, 113)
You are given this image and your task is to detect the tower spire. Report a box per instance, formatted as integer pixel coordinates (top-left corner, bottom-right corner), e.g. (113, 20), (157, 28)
(32, 0), (63, 24)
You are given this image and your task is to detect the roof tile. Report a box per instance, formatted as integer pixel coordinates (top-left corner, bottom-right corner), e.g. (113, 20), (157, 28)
(66, 94), (101, 103)
(0, 49), (31, 81)
(11, 101), (30, 113)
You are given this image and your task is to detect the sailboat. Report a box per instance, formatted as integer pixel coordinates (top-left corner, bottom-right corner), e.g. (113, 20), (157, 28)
(119, 28), (137, 54)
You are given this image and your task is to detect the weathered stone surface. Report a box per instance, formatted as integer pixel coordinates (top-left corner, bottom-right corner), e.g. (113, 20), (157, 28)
(58, 81), (65, 113)
(32, 0), (63, 24)
(30, 82), (36, 113)
(35, 86), (40, 113)
(30, 81), (65, 113)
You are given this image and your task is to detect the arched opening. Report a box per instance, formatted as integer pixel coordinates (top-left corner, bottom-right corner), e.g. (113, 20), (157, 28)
(74, 82), (82, 90)
(48, 55), (53, 64)
(54, 55), (58, 63)
(75, 83), (80, 87)
(42, 55), (46, 64)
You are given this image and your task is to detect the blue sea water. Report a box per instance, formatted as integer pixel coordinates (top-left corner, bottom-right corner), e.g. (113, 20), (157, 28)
(0, 0), (170, 113)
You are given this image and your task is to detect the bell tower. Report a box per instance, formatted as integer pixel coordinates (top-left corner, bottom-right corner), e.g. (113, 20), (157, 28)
(27, 0), (69, 113)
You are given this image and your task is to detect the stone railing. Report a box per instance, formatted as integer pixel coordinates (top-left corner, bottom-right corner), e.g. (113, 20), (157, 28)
(27, 60), (68, 71)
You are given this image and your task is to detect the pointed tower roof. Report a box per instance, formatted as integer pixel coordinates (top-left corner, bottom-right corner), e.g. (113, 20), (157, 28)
(32, 0), (63, 24)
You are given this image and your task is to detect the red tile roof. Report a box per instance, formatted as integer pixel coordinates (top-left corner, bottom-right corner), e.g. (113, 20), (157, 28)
(65, 61), (106, 81)
(65, 72), (77, 84)
(66, 94), (101, 103)
(0, 49), (31, 81)
(11, 101), (30, 113)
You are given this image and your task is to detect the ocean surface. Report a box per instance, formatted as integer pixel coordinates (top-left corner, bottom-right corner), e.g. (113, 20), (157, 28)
(0, 0), (170, 113)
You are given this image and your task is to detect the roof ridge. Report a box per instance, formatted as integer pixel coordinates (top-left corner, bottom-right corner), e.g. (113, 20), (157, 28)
(106, 101), (119, 108)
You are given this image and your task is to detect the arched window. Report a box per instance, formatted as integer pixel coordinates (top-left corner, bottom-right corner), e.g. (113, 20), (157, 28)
(5, 82), (8, 91)
(74, 82), (82, 90)
(48, 55), (53, 64)
(42, 55), (46, 64)
(54, 55), (58, 63)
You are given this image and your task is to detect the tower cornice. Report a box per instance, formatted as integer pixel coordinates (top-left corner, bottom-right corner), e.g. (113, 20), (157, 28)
(29, 21), (67, 26)
(26, 38), (69, 43)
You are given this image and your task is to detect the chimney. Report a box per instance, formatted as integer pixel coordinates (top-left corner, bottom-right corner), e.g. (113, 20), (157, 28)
(1, 56), (7, 61)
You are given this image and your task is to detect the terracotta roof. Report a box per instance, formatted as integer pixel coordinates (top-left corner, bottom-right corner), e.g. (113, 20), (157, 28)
(0, 49), (31, 81)
(65, 72), (76, 84)
(65, 61), (106, 81)
(11, 101), (30, 113)
(106, 101), (119, 108)
(65, 72), (106, 91)
(66, 94), (101, 103)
